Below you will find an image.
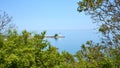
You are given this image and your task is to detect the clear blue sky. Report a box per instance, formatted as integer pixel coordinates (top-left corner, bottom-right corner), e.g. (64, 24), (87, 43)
(0, 0), (96, 31)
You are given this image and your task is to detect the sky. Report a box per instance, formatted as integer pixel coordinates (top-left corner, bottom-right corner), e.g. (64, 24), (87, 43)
(0, 0), (100, 53)
(0, 0), (96, 32)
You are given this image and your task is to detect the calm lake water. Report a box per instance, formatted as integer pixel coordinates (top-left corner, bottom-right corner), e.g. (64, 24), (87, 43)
(44, 29), (100, 54)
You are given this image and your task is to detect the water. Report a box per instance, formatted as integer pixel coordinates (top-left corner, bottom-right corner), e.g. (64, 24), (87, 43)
(44, 29), (100, 54)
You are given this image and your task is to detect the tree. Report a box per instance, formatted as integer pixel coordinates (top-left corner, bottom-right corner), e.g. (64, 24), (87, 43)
(0, 30), (73, 68)
(77, 0), (120, 46)
(0, 11), (13, 33)
(77, 1), (120, 67)
(75, 40), (120, 67)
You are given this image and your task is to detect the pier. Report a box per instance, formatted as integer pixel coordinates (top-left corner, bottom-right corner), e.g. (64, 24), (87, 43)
(45, 36), (65, 38)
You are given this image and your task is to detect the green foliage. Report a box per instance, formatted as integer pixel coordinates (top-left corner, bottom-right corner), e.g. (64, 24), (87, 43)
(77, 0), (120, 46)
(75, 41), (120, 68)
(77, 0), (104, 12)
(77, 0), (120, 67)
(0, 30), (120, 68)
(0, 30), (67, 68)
(54, 34), (58, 37)
(0, 0), (120, 67)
